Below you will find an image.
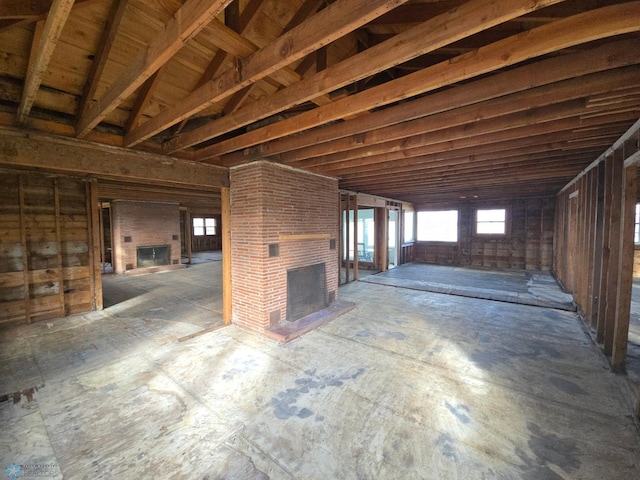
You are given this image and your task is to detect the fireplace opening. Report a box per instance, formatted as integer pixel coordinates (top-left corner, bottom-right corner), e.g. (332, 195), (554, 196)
(137, 245), (170, 268)
(286, 262), (327, 322)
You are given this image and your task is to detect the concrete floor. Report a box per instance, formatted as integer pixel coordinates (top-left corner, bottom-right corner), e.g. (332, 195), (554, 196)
(1, 263), (640, 479)
(362, 263), (576, 311)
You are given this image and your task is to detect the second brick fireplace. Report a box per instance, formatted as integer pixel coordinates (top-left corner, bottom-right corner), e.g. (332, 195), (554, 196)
(229, 161), (340, 334)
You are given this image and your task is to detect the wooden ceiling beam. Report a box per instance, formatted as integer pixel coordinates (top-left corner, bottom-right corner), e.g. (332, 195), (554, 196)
(353, 164), (596, 191)
(78, 0), (129, 121)
(174, 0), (270, 135)
(0, 0), (59, 18)
(278, 68), (640, 165)
(124, 0), (408, 148)
(171, 0), (564, 155)
(175, 5), (331, 136)
(311, 112), (639, 175)
(327, 130), (625, 179)
(408, 183), (569, 204)
(16, 0), (75, 125)
(0, 128), (228, 189)
(0, 0), (93, 33)
(125, 69), (162, 133)
(369, 0), (623, 26)
(221, 0), (326, 116)
(0, 0), (97, 18)
(76, 0), (233, 138)
(200, 2), (640, 161)
(337, 149), (612, 188)
(289, 100), (637, 172)
(369, 183), (573, 203)
(221, 38), (640, 165)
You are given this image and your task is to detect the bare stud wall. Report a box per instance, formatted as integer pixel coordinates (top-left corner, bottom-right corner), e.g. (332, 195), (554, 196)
(413, 197), (555, 270)
(555, 121), (640, 369)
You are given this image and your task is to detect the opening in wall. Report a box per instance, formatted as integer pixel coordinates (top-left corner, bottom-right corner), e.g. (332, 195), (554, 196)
(417, 210), (458, 242)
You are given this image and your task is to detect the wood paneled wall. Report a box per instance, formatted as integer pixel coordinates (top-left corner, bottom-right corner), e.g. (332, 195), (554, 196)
(414, 197), (555, 270)
(0, 171), (101, 326)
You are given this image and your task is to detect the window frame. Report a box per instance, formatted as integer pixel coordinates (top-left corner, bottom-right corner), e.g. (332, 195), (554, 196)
(403, 210), (415, 244)
(192, 216), (218, 237)
(634, 203), (640, 245)
(474, 207), (511, 237)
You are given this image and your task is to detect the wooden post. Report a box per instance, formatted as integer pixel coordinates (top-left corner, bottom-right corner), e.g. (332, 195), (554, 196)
(603, 152), (624, 355)
(353, 195), (359, 281)
(185, 208), (192, 265)
(567, 192), (578, 293)
(590, 163), (605, 329)
(612, 163), (637, 368)
(585, 171), (596, 322)
(221, 187), (232, 325)
(87, 181), (103, 311)
(53, 179), (65, 316)
(18, 176), (31, 323)
(597, 155), (614, 343)
(344, 194), (350, 283)
(99, 201), (106, 274)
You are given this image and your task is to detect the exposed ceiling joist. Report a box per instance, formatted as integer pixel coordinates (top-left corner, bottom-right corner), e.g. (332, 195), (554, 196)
(1, 0), (639, 204)
(16, 0), (75, 125)
(281, 68), (640, 167)
(123, 0), (410, 147)
(199, 2), (640, 161)
(165, 0), (565, 155)
(221, 38), (640, 165)
(77, 0), (128, 120)
(75, 0), (233, 138)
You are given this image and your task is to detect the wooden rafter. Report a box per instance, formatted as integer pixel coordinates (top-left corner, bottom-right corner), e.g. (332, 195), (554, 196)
(196, 2), (640, 161)
(220, 38), (640, 166)
(277, 68), (640, 167)
(125, 70), (161, 133)
(221, 0), (325, 116)
(327, 123), (634, 178)
(173, 0), (269, 136)
(76, 0), (233, 138)
(123, 0), (411, 147)
(303, 108), (640, 177)
(16, 0), (75, 125)
(0, 0), (93, 33)
(165, 0), (565, 154)
(78, 0), (128, 119)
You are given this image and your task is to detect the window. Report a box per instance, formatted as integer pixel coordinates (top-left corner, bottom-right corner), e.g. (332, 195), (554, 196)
(404, 210), (415, 243)
(476, 208), (506, 235)
(417, 210), (458, 242)
(193, 217), (216, 236)
(635, 204), (640, 244)
(205, 218), (216, 235)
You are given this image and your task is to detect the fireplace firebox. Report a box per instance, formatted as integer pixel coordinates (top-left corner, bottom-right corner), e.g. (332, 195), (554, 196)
(137, 245), (170, 268)
(286, 262), (327, 322)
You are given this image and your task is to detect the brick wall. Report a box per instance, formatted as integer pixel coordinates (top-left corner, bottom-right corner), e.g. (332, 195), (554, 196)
(230, 161), (339, 332)
(111, 200), (182, 274)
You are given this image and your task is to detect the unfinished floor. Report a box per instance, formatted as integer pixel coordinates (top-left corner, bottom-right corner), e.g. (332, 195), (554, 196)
(1, 262), (640, 479)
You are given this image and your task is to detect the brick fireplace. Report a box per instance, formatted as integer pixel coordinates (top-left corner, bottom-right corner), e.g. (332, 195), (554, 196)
(230, 161), (340, 334)
(110, 200), (184, 275)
